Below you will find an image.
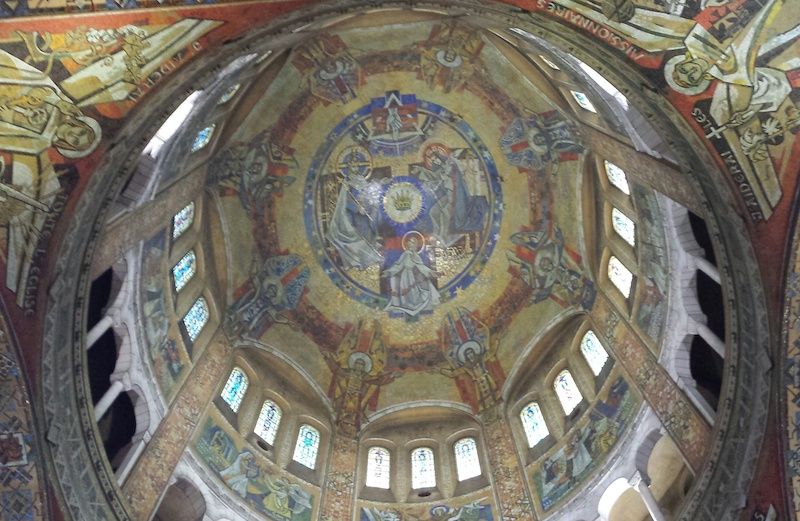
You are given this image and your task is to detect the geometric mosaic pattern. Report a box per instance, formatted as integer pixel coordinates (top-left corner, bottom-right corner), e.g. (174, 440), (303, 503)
(0, 325), (44, 521)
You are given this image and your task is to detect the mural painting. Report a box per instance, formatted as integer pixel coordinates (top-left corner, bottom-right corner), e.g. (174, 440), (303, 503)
(438, 307), (504, 413)
(0, 314), (45, 521)
(631, 185), (668, 344)
(515, 0), (800, 222)
(209, 21), (596, 418)
(531, 375), (638, 512)
(140, 230), (189, 399)
(783, 217), (800, 516)
(324, 319), (398, 436)
(358, 488), (495, 521)
(195, 412), (316, 521)
(304, 90), (503, 320)
(0, 16), (220, 314)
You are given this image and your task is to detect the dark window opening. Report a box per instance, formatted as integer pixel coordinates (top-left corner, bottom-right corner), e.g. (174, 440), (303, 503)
(87, 329), (118, 404)
(688, 212), (716, 265)
(696, 270), (725, 341)
(690, 336), (723, 411)
(97, 392), (136, 470)
(87, 268), (114, 329)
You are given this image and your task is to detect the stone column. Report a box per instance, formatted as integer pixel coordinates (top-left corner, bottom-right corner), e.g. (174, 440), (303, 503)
(579, 123), (704, 215)
(629, 472), (666, 521)
(320, 434), (358, 521)
(592, 295), (711, 472)
(122, 335), (230, 520)
(481, 408), (535, 520)
(94, 379), (125, 421)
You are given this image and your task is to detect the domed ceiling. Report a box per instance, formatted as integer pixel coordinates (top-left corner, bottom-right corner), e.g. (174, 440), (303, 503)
(191, 15), (667, 433)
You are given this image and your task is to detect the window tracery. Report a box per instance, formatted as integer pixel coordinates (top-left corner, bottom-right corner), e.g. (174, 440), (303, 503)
(172, 250), (196, 291)
(172, 202), (195, 239)
(580, 330), (610, 376)
(604, 160), (630, 195)
(554, 369), (583, 414)
(411, 447), (436, 489)
(365, 447), (391, 489)
(183, 297), (209, 341)
(520, 402), (549, 447)
(293, 425), (320, 469)
(254, 400), (282, 445)
(608, 256), (634, 298)
(612, 208), (636, 246)
(221, 367), (248, 413)
(454, 437), (481, 481)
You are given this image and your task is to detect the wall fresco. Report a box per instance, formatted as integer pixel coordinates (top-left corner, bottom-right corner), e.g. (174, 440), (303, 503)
(510, 0), (800, 223)
(194, 410), (318, 521)
(0, 313), (45, 521)
(207, 20), (598, 418)
(783, 214), (800, 518)
(140, 230), (192, 399)
(529, 374), (639, 513)
(357, 487), (495, 521)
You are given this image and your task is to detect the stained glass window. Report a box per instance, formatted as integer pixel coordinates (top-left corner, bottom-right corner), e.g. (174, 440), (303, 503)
(580, 330), (610, 376)
(454, 438), (482, 481)
(608, 256), (634, 298)
(172, 250), (196, 292)
(191, 124), (215, 153)
(172, 202), (195, 239)
(254, 400), (282, 445)
(520, 402), (549, 447)
(604, 161), (630, 195)
(571, 90), (597, 113)
(411, 447), (436, 489)
(218, 84), (241, 105)
(293, 425), (320, 469)
(554, 369), (583, 414)
(612, 208), (636, 246)
(366, 447), (391, 489)
(221, 367), (248, 413)
(183, 297), (209, 341)
(539, 54), (560, 70)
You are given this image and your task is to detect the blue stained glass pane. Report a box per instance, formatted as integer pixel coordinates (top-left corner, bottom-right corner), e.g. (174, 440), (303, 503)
(293, 425), (320, 469)
(191, 124), (215, 153)
(172, 202), (195, 239)
(554, 370), (583, 414)
(172, 250), (196, 292)
(183, 297), (209, 341)
(218, 84), (241, 105)
(255, 400), (282, 445)
(520, 402), (549, 447)
(571, 90), (597, 113)
(221, 367), (249, 412)
(411, 447), (436, 489)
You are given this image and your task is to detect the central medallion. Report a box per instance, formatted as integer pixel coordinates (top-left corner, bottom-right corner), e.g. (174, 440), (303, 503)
(304, 91), (502, 318)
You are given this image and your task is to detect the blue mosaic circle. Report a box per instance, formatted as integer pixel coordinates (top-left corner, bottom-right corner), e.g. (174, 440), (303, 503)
(304, 92), (502, 317)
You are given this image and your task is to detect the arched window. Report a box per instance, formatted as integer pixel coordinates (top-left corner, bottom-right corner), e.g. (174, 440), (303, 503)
(293, 425), (320, 469)
(612, 208), (636, 246)
(365, 447), (391, 489)
(571, 90), (597, 113)
(191, 124), (215, 153)
(520, 402), (549, 447)
(173, 250), (196, 291)
(580, 330), (610, 376)
(539, 54), (560, 70)
(604, 161), (630, 195)
(411, 447), (436, 489)
(183, 297), (209, 341)
(254, 400), (282, 445)
(608, 256), (633, 298)
(218, 84), (241, 105)
(221, 367), (248, 413)
(172, 202), (195, 239)
(554, 369), (583, 414)
(454, 437), (481, 481)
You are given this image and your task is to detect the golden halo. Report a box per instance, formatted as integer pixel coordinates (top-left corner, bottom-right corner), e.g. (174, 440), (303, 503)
(401, 230), (426, 252)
